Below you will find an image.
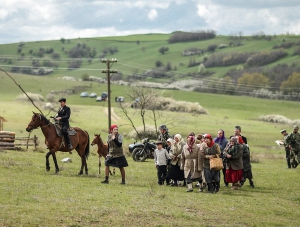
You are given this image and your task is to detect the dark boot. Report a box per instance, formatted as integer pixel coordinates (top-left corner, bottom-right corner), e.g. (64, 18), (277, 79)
(287, 158), (291, 168)
(207, 183), (214, 193)
(214, 182), (220, 193)
(250, 179), (254, 188)
(212, 182), (216, 191)
(240, 179), (245, 186)
(101, 176), (109, 184)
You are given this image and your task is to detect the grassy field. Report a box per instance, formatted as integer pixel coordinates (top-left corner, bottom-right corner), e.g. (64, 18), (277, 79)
(1, 33), (300, 82)
(1, 72), (300, 226)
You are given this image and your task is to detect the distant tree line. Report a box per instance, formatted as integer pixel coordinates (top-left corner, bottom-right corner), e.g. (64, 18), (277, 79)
(168, 30), (216, 44)
(203, 49), (287, 68)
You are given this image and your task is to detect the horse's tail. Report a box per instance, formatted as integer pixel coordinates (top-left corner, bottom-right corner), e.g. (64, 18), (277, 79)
(84, 130), (90, 160)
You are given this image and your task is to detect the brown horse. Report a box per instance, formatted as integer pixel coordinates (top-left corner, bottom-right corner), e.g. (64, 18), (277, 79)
(91, 134), (115, 175)
(26, 112), (90, 175)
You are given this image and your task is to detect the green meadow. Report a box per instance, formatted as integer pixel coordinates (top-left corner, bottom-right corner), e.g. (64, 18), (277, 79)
(1, 72), (300, 226)
(1, 33), (300, 82)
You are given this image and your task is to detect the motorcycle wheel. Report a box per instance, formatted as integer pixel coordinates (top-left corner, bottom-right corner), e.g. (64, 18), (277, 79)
(132, 147), (147, 162)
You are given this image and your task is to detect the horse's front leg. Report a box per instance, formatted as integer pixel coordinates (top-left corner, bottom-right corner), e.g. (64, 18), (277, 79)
(45, 151), (52, 171)
(52, 152), (59, 174)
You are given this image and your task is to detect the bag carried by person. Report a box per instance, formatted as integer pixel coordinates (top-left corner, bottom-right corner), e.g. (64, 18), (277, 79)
(210, 155), (223, 170)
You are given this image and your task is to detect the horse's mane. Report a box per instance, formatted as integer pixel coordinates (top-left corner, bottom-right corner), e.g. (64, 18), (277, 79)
(37, 113), (50, 125)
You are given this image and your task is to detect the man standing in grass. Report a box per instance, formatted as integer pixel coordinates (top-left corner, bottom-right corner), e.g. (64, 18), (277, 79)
(286, 125), (300, 168)
(280, 129), (291, 168)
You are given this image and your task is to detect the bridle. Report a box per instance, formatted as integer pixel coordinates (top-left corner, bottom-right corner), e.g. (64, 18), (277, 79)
(27, 113), (51, 131)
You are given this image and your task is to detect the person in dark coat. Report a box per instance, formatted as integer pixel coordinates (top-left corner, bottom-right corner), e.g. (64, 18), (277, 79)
(237, 136), (254, 188)
(101, 124), (128, 184)
(214, 129), (228, 186)
(203, 134), (221, 193)
(55, 98), (73, 150)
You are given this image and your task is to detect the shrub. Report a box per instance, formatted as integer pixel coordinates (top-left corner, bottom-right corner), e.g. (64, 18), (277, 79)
(17, 93), (44, 102)
(293, 47), (300, 56)
(158, 47), (169, 55)
(51, 52), (60, 59)
(204, 52), (252, 67)
(207, 44), (217, 52)
(258, 114), (300, 126)
(81, 73), (90, 81)
(155, 60), (163, 68)
(168, 30), (216, 43)
(245, 49), (288, 67)
(154, 97), (208, 114)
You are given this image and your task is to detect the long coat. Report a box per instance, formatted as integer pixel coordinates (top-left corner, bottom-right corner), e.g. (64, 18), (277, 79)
(180, 144), (203, 179)
(242, 144), (251, 172)
(226, 144), (243, 170)
(170, 141), (185, 166)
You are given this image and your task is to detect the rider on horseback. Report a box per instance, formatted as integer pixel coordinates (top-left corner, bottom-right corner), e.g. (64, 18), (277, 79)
(55, 98), (73, 150)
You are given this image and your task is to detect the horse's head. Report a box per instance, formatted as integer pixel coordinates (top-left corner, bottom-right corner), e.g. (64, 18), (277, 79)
(26, 112), (49, 132)
(91, 134), (100, 146)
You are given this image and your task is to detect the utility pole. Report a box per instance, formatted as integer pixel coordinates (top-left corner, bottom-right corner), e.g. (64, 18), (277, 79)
(101, 58), (117, 133)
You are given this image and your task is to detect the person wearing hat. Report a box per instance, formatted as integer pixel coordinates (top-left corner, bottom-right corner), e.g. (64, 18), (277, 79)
(101, 124), (128, 184)
(158, 124), (172, 149)
(55, 98), (73, 150)
(154, 140), (170, 185)
(285, 126), (300, 168)
(280, 129), (291, 168)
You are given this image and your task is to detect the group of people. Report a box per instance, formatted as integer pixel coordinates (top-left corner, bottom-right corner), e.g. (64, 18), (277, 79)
(280, 125), (300, 169)
(54, 97), (255, 189)
(154, 125), (254, 192)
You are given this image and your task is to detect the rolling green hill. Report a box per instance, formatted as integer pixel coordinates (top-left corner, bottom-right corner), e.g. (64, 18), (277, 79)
(1, 33), (300, 83)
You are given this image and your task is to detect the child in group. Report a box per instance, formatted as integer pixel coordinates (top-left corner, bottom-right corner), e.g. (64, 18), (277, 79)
(154, 141), (171, 185)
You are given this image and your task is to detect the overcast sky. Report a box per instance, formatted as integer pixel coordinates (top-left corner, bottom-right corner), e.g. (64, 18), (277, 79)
(0, 0), (300, 44)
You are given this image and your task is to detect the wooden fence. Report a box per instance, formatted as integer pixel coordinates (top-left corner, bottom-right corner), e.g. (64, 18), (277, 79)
(0, 131), (38, 150)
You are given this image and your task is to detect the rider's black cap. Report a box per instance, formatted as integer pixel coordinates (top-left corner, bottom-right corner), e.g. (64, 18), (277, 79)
(58, 98), (66, 102)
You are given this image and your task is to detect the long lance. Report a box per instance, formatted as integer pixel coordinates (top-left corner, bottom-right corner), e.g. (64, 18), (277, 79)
(0, 67), (44, 115)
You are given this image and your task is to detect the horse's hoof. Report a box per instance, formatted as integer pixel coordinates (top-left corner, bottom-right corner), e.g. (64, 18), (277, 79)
(78, 171), (83, 175)
(46, 167), (50, 171)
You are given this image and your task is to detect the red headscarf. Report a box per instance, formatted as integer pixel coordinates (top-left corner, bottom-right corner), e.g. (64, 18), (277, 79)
(109, 124), (118, 133)
(237, 136), (244, 144)
(205, 134), (215, 148)
(187, 135), (195, 153)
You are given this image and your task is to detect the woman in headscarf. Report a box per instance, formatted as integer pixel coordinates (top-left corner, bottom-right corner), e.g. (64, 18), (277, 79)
(203, 134), (221, 193)
(181, 133), (203, 192)
(224, 137), (243, 190)
(167, 134), (185, 186)
(214, 129), (229, 186)
(101, 124), (128, 184)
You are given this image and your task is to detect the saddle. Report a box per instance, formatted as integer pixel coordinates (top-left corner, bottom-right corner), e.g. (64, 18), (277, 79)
(54, 123), (77, 137)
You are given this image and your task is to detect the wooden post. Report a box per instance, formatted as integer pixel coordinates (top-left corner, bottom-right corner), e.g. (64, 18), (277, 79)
(34, 135), (37, 151)
(0, 116), (7, 131)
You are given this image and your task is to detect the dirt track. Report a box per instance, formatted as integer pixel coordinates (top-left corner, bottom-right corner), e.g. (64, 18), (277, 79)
(103, 107), (120, 122)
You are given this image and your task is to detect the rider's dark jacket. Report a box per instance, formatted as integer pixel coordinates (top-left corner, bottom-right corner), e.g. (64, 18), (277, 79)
(57, 106), (71, 125)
